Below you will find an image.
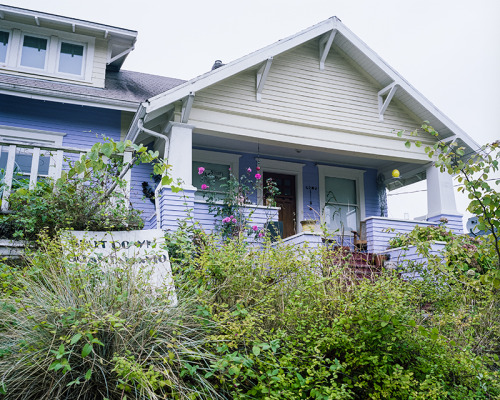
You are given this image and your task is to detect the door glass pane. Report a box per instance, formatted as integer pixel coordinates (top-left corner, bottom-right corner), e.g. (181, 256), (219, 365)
(325, 177), (356, 204)
(324, 176), (358, 232)
(0, 31), (9, 63)
(58, 42), (84, 75)
(20, 36), (47, 69)
(192, 161), (230, 200)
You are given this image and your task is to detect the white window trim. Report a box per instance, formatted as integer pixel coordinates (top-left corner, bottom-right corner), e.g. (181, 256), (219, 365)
(18, 32), (50, 72)
(56, 39), (87, 79)
(0, 29), (12, 66)
(0, 125), (66, 147)
(318, 165), (366, 234)
(255, 158), (305, 233)
(192, 149), (241, 202)
(0, 21), (94, 83)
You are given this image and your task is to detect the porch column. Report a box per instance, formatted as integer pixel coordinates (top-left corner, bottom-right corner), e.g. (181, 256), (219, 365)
(426, 165), (463, 233)
(158, 122), (196, 232)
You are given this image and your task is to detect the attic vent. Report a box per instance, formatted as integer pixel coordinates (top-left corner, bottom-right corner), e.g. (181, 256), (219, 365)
(211, 60), (224, 70)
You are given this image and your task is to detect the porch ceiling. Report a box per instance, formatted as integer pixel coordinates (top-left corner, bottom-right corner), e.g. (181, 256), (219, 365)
(192, 131), (427, 188)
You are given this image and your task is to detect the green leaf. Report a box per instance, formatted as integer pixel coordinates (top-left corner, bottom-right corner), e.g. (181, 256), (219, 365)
(85, 369), (92, 381)
(70, 333), (82, 345)
(405, 141), (411, 149)
(252, 345), (261, 356)
(82, 343), (93, 358)
(101, 142), (113, 158)
(408, 319), (416, 327)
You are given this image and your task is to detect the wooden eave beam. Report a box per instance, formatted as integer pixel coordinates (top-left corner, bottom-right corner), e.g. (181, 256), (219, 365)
(107, 46), (135, 64)
(256, 57), (273, 102)
(378, 82), (398, 121)
(181, 92), (195, 124)
(319, 29), (336, 70)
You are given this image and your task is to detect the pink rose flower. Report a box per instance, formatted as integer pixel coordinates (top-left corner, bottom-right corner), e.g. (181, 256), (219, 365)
(258, 231), (265, 237)
(198, 167), (205, 175)
(232, 218), (237, 223)
(255, 173), (262, 180)
(256, 166), (261, 171)
(201, 184), (209, 190)
(222, 217), (230, 223)
(247, 167), (252, 173)
(252, 225), (258, 231)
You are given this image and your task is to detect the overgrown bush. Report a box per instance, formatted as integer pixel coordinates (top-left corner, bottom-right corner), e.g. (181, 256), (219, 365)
(170, 237), (500, 399)
(0, 139), (174, 241)
(389, 224), (496, 277)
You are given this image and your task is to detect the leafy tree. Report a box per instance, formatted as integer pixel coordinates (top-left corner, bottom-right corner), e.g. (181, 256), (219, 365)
(399, 124), (500, 286)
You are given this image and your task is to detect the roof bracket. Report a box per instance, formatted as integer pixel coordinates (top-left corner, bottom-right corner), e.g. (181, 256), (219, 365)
(378, 82), (398, 121)
(107, 46), (135, 65)
(256, 57), (273, 102)
(319, 29), (336, 70)
(181, 92), (195, 124)
(34, 16), (40, 26)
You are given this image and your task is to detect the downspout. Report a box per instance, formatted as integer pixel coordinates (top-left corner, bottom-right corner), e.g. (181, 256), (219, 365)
(136, 118), (170, 230)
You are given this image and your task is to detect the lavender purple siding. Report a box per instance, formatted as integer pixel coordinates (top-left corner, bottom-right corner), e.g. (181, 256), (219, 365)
(0, 95), (121, 146)
(0, 94), (152, 222)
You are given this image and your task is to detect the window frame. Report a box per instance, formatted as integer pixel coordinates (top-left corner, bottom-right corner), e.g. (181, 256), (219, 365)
(0, 21), (95, 83)
(318, 165), (366, 234)
(18, 32), (50, 71)
(192, 149), (241, 202)
(56, 39), (87, 78)
(0, 29), (11, 65)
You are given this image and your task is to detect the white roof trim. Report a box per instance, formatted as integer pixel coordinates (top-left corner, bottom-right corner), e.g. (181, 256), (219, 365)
(141, 16), (479, 154)
(0, 5), (137, 40)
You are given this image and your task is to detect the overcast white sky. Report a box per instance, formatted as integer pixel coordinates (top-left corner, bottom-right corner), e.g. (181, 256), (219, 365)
(3, 0), (499, 223)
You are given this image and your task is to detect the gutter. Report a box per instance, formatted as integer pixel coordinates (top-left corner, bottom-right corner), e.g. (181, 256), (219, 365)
(130, 115), (170, 231)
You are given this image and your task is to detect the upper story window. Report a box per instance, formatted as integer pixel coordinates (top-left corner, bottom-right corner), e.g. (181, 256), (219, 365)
(0, 22), (94, 82)
(58, 42), (84, 75)
(0, 31), (9, 63)
(20, 35), (48, 69)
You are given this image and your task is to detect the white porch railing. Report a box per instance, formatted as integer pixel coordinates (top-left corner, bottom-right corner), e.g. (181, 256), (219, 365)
(0, 141), (132, 212)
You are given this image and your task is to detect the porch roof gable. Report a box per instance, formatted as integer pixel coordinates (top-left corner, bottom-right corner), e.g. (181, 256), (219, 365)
(127, 16), (479, 158)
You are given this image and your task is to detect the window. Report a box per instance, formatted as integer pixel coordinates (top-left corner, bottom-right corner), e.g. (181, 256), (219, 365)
(192, 150), (241, 200)
(324, 176), (358, 232)
(20, 35), (48, 69)
(58, 42), (85, 76)
(0, 22), (94, 82)
(0, 31), (9, 63)
(193, 160), (230, 200)
(318, 165), (365, 234)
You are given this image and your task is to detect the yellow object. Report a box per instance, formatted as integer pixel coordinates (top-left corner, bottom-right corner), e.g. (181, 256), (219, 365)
(392, 169), (400, 178)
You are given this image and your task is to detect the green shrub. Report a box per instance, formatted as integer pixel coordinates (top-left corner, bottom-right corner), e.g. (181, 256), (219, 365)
(176, 237), (500, 399)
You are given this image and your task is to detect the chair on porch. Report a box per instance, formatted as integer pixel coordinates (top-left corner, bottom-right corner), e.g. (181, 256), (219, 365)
(351, 220), (367, 251)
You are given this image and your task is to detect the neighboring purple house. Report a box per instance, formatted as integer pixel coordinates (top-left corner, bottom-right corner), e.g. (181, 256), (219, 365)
(0, 6), (478, 252)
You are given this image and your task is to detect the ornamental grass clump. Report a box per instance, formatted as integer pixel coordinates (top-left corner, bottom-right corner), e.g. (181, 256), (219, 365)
(0, 238), (221, 400)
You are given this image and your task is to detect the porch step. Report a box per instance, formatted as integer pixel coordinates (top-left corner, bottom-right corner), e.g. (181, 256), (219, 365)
(326, 250), (385, 282)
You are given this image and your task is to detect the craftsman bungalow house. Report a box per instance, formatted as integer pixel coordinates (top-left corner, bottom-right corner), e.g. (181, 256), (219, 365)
(0, 5), (477, 252)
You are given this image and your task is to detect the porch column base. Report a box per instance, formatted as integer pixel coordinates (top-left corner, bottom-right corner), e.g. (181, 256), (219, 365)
(158, 186), (196, 232)
(426, 213), (463, 234)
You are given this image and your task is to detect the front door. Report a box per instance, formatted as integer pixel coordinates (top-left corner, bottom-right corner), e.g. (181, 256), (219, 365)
(264, 172), (296, 238)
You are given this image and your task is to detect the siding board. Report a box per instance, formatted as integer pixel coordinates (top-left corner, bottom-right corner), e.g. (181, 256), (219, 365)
(193, 40), (426, 149)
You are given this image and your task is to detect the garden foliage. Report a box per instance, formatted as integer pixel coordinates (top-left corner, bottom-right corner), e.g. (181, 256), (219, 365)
(0, 139), (173, 240)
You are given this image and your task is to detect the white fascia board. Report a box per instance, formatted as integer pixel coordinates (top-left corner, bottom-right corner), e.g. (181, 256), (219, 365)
(0, 85), (138, 112)
(334, 21), (480, 152)
(0, 5), (137, 40)
(145, 17), (338, 113)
